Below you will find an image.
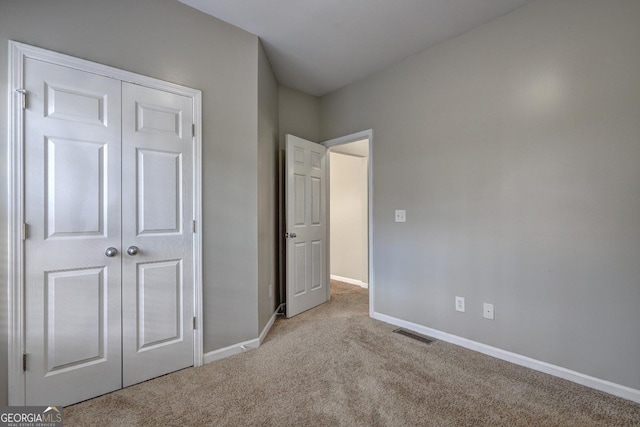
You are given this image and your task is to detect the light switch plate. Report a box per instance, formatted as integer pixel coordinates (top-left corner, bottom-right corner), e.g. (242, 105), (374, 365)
(395, 210), (406, 222)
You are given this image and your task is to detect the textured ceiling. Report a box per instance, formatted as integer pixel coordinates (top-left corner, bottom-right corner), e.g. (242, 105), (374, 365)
(179, 0), (536, 96)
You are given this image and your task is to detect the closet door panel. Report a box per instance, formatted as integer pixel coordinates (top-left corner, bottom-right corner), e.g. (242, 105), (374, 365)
(121, 83), (194, 387)
(23, 58), (122, 406)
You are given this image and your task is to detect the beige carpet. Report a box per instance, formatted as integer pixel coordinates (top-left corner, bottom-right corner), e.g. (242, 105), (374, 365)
(66, 281), (640, 426)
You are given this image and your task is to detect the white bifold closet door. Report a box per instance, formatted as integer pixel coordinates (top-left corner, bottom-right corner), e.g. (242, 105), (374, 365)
(23, 57), (194, 406)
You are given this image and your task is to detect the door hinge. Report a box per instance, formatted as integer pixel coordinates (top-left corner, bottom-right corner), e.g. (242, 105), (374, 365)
(193, 317), (197, 330)
(22, 354), (27, 372)
(22, 223), (28, 241)
(192, 124), (195, 138)
(191, 220), (196, 233)
(16, 88), (27, 110)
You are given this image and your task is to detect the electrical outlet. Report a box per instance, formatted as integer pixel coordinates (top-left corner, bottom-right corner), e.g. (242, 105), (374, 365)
(395, 210), (406, 222)
(483, 303), (494, 320)
(455, 296), (465, 312)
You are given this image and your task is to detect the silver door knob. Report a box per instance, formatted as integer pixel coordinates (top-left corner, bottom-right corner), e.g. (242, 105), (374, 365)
(127, 246), (139, 256)
(289, 233), (297, 238)
(105, 247), (118, 257)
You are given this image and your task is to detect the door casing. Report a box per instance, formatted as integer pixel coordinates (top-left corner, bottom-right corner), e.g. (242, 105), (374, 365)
(7, 41), (204, 405)
(323, 130), (374, 317)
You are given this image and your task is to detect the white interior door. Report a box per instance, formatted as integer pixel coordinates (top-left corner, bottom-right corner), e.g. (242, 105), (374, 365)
(23, 58), (123, 405)
(285, 134), (328, 317)
(121, 83), (194, 386)
(22, 59), (195, 405)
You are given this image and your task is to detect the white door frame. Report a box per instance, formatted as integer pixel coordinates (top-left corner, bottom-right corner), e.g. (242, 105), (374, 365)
(7, 41), (204, 405)
(322, 129), (374, 317)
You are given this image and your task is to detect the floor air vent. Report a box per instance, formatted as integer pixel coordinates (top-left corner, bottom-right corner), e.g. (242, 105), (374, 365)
(393, 328), (435, 344)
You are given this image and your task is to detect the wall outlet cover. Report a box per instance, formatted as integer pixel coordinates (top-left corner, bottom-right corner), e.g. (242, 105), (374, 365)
(455, 296), (465, 312)
(483, 303), (494, 320)
(395, 210), (406, 222)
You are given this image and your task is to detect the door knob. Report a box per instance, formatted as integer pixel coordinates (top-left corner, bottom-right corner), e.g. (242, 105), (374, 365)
(289, 233), (297, 238)
(127, 246), (139, 256)
(105, 247), (118, 257)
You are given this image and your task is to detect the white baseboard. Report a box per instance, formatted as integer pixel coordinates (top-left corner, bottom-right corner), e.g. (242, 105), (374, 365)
(372, 311), (640, 404)
(331, 274), (368, 289)
(259, 308), (279, 344)
(203, 337), (260, 364)
(204, 307), (280, 365)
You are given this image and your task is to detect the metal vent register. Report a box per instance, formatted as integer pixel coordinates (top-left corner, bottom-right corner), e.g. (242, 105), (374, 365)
(393, 328), (435, 344)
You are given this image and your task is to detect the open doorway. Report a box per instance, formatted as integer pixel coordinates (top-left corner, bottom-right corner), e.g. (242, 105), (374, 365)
(329, 141), (369, 287)
(280, 130), (373, 318)
(324, 130), (373, 315)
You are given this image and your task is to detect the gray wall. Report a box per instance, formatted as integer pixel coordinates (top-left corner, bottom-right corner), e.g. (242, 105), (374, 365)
(279, 86), (320, 145)
(320, 0), (640, 390)
(1, 0), (262, 404)
(258, 42), (279, 333)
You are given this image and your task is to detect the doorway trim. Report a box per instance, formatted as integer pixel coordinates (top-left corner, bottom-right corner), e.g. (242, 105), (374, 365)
(7, 41), (204, 405)
(322, 129), (374, 317)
